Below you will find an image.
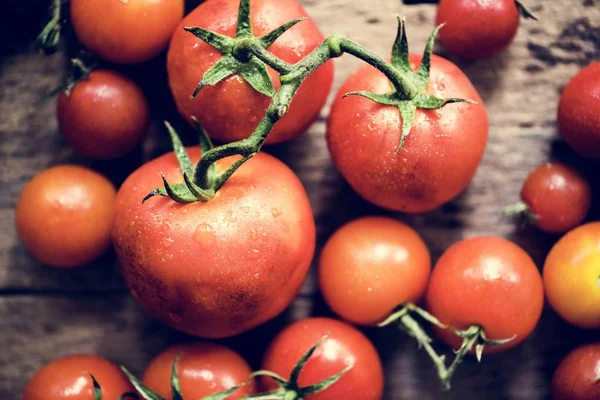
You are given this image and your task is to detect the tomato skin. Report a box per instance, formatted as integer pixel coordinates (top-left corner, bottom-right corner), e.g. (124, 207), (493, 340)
(15, 165), (116, 268)
(167, 0), (333, 144)
(436, 0), (520, 59)
(552, 343), (600, 400)
(326, 54), (488, 213)
(22, 354), (133, 400)
(70, 0), (184, 64)
(543, 222), (600, 329)
(142, 343), (253, 399)
(558, 62), (600, 159)
(426, 236), (544, 353)
(57, 70), (149, 160)
(318, 217), (430, 325)
(261, 318), (384, 400)
(112, 149), (315, 338)
(520, 163), (591, 234)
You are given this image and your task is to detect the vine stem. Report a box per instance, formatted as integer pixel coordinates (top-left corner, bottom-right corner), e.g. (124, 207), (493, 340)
(440, 325), (482, 390)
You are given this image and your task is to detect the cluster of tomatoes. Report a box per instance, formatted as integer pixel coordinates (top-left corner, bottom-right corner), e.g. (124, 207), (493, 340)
(14, 0), (600, 399)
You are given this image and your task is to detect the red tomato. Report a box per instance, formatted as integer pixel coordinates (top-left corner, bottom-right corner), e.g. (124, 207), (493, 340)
(57, 70), (149, 160)
(112, 149), (315, 338)
(70, 0), (184, 64)
(543, 222), (600, 329)
(22, 354), (133, 400)
(261, 318), (384, 400)
(15, 165), (116, 268)
(318, 217), (431, 325)
(558, 62), (600, 159)
(552, 343), (600, 400)
(426, 236), (544, 353)
(167, 0), (333, 144)
(327, 54), (488, 213)
(142, 343), (253, 399)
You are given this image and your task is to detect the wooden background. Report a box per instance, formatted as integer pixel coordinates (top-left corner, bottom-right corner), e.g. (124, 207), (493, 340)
(1, 0), (599, 399)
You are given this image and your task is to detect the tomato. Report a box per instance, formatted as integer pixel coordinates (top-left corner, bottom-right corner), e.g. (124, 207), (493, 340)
(22, 354), (133, 400)
(112, 149), (315, 338)
(426, 236), (544, 353)
(543, 222), (600, 329)
(142, 343), (253, 399)
(261, 318), (384, 400)
(15, 165), (116, 268)
(326, 54), (488, 213)
(167, 0), (333, 144)
(70, 0), (184, 64)
(318, 216), (430, 325)
(552, 343), (600, 400)
(558, 62), (600, 159)
(57, 70), (149, 160)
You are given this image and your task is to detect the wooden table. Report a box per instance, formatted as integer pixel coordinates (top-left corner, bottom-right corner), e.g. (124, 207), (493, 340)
(1, 0), (599, 399)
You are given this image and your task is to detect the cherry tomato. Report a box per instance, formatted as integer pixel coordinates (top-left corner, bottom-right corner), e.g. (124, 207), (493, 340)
(327, 54), (488, 213)
(167, 0), (333, 144)
(318, 217), (430, 325)
(70, 0), (184, 64)
(22, 354), (133, 400)
(558, 62), (600, 159)
(15, 165), (116, 268)
(112, 149), (315, 338)
(543, 222), (600, 329)
(261, 318), (384, 400)
(142, 343), (253, 399)
(552, 343), (600, 400)
(426, 236), (544, 353)
(57, 70), (149, 160)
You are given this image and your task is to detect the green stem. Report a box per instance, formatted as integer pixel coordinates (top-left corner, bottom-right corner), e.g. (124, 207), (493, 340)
(441, 325), (481, 390)
(399, 313), (447, 380)
(242, 41), (294, 74)
(36, 0), (62, 54)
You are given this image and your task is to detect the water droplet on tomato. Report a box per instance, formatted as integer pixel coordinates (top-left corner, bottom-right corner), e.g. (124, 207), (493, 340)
(241, 206), (250, 214)
(250, 228), (258, 240)
(247, 249), (260, 260)
(194, 223), (216, 247)
(271, 208), (282, 218)
(162, 237), (175, 248)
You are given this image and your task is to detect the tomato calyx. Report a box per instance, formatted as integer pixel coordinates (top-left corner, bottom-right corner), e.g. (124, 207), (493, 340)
(514, 1), (538, 21)
(502, 201), (539, 228)
(41, 52), (99, 103)
(86, 372), (138, 400)
(37, 0), (63, 54)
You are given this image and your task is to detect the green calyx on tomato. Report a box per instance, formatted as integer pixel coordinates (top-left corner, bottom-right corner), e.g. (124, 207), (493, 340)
(514, 1), (538, 20)
(502, 201), (539, 228)
(87, 373), (138, 400)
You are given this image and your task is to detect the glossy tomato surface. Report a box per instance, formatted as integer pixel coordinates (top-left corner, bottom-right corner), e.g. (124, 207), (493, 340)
(543, 222), (600, 329)
(113, 149), (315, 338)
(319, 217), (430, 325)
(261, 318), (384, 400)
(142, 342), (253, 399)
(552, 343), (600, 400)
(15, 165), (116, 268)
(426, 236), (544, 353)
(22, 354), (133, 400)
(327, 54), (488, 213)
(71, 0), (184, 64)
(57, 70), (149, 160)
(167, 0), (333, 144)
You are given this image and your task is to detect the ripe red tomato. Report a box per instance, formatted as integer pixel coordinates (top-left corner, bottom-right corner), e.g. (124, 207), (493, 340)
(558, 62), (600, 159)
(426, 236), (544, 353)
(327, 54), (488, 213)
(552, 343), (600, 400)
(112, 149), (315, 338)
(318, 217), (430, 325)
(70, 0), (184, 64)
(142, 343), (253, 399)
(15, 165), (116, 268)
(167, 0), (333, 144)
(22, 354), (133, 400)
(261, 318), (384, 400)
(57, 70), (149, 160)
(543, 222), (600, 329)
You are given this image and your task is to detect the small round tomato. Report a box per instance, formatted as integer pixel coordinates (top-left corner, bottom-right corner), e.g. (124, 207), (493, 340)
(15, 165), (116, 268)
(261, 318), (384, 400)
(142, 343), (253, 399)
(552, 343), (600, 400)
(558, 62), (600, 159)
(426, 236), (544, 353)
(318, 217), (430, 325)
(70, 0), (184, 64)
(543, 222), (600, 329)
(22, 354), (133, 400)
(57, 70), (149, 160)
(167, 0), (333, 144)
(113, 149), (315, 338)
